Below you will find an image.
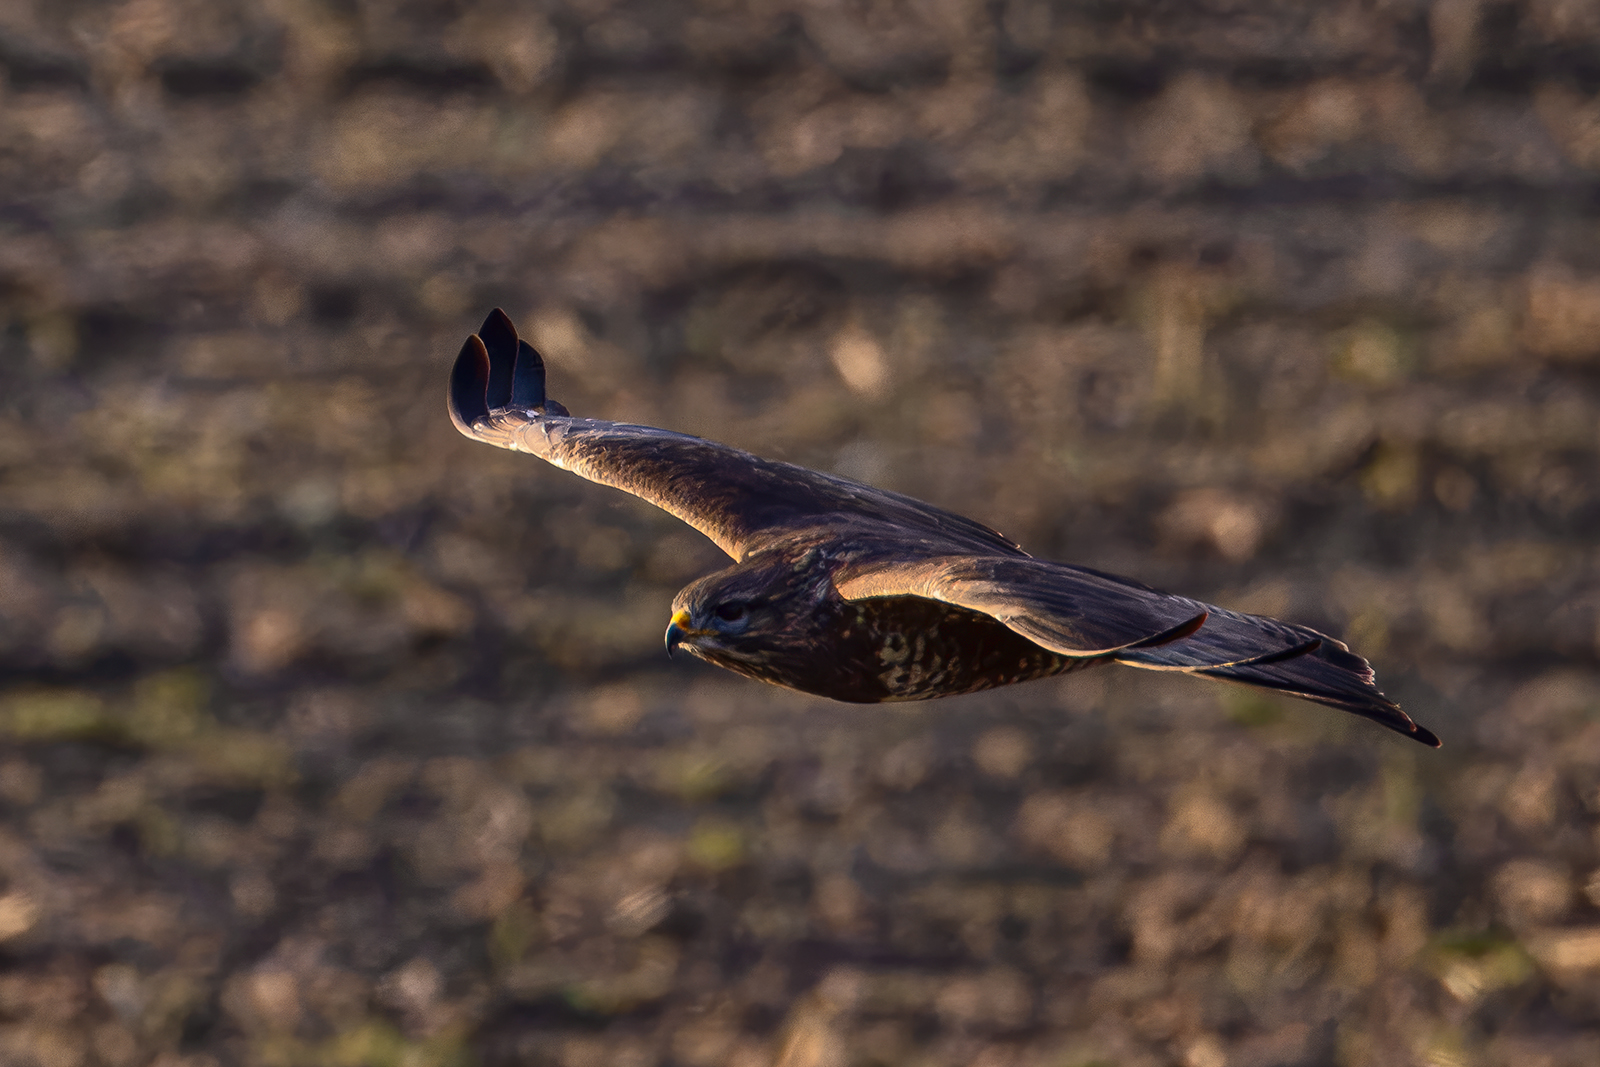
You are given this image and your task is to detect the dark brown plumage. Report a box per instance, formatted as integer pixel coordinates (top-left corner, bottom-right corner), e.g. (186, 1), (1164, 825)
(449, 309), (1439, 747)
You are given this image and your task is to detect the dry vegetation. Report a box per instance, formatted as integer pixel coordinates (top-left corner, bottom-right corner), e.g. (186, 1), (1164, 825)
(2, 0), (1600, 1064)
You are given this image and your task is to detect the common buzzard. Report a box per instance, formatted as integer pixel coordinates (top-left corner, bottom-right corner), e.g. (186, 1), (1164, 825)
(449, 310), (1438, 748)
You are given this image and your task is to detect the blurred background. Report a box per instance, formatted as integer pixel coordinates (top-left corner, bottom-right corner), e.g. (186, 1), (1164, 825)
(2, 1), (1600, 1064)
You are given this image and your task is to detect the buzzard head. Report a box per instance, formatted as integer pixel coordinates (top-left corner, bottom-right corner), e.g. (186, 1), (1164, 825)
(664, 545), (835, 680)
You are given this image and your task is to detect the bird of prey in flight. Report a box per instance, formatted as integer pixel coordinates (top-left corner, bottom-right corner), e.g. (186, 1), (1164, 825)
(448, 309), (1438, 747)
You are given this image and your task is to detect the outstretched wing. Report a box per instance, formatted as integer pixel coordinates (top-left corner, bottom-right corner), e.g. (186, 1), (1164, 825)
(448, 309), (1022, 561)
(836, 555), (1439, 747)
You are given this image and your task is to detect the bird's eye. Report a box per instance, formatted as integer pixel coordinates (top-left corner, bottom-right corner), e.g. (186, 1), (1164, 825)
(713, 602), (747, 622)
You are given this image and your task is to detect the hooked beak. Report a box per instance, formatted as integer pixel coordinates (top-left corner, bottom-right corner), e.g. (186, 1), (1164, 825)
(664, 609), (698, 658)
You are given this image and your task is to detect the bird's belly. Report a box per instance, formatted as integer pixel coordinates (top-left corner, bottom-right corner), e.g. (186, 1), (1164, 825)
(825, 597), (1084, 702)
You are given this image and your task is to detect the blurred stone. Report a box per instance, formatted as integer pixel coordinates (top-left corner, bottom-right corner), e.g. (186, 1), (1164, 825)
(1524, 265), (1600, 360)
(1159, 488), (1278, 562)
(827, 323), (890, 398)
(1161, 787), (1245, 861)
(1433, 465), (1477, 511)
(448, 9), (557, 93)
(1015, 791), (1114, 867)
(0, 760), (43, 806)
(1135, 73), (1257, 185)
(91, 1022), (138, 1067)
(1502, 764), (1560, 832)
(231, 605), (304, 676)
(377, 956), (441, 1018)
(1493, 860), (1573, 927)
(1418, 571), (1489, 653)
(227, 968), (300, 1034)
(1260, 78), (1365, 171)
(813, 874), (867, 935)
(0, 892), (40, 941)
(934, 968), (1033, 1031)
(972, 726), (1032, 780)
(91, 964), (147, 1025)
(877, 737), (935, 791)
(47, 604), (104, 662)
(575, 683), (647, 736)
(775, 998), (847, 1067)
(454, 860), (526, 920)
(229, 869), (275, 918)
(1527, 927), (1600, 972)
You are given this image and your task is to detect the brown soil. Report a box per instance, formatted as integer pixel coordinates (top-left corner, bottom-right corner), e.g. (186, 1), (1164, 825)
(2, 2), (1599, 1064)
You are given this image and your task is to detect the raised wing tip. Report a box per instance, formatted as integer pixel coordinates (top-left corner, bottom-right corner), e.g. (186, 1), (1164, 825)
(448, 333), (492, 437)
(449, 310), (567, 438)
(457, 309), (561, 415)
